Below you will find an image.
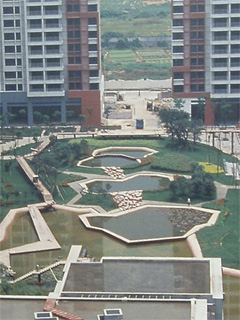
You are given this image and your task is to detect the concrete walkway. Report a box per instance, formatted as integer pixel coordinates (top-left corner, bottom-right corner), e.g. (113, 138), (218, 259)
(0, 205), (61, 268)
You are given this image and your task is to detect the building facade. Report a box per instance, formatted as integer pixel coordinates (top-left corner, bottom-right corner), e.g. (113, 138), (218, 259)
(172, 0), (240, 125)
(0, 0), (102, 126)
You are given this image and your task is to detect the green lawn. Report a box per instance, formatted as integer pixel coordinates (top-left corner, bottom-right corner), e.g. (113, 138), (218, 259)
(197, 189), (240, 269)
(103, 49), (171, 80)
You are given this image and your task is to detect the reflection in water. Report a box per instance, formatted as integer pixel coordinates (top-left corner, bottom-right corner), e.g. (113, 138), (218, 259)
(0, 212), (38, 250)
(88, 176), (170, 193)
(223, 274), (240, 320)
(6, 210), (191, 277)
(97, 150), (149, 158)
(89, 208), (181, 240)
(81, 156), (138, 168)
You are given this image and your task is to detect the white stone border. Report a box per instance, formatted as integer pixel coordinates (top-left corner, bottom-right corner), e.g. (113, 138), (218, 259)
(79, 205), (220, 245)
(77, 146), (158, 167)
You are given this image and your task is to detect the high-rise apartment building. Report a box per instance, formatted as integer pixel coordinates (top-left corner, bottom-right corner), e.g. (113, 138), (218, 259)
(0, 0), (102, 126)
(172, 0), (240, 125)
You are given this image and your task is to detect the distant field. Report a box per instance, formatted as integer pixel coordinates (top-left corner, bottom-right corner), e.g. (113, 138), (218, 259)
(100, 0), (171, 38)
(101, 17), (171, 38)
(100, 0), (171, 80)
(103, 48), (171, 80)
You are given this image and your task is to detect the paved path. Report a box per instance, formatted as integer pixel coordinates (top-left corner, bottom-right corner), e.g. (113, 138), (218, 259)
(0, 205), (61, 268)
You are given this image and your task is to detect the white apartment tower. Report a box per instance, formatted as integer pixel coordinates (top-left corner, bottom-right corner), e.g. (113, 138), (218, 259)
(0, 0), (102, 126)
(172, 0), (240, 125)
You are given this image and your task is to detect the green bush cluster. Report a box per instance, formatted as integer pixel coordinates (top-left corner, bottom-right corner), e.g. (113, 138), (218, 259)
(169, 165), (216, 201)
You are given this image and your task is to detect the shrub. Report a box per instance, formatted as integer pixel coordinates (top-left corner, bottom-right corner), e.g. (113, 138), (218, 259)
(5, 183), (13, 187)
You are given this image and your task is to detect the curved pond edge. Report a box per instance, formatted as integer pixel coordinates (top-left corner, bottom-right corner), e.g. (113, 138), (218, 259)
(79, 172), (173, 194)
(77, 146), (158, 168)
(79, 204), (220, 244)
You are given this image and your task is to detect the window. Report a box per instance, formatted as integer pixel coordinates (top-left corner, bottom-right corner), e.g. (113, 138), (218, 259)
(5, 46), (15, 53)
(231, 4), (240, 14)
(16, 33), (21, 40)
(214, 32), (228, 41)
(90, 83), (99, 90)
(173, 33), (183, 40)
(5, 72), (16, 79)
(16, 20), (20, 27)
(88, 18), (97, 25)
(18, 72), (22, 78)
(191, 58), (197, 66)
(213, 45), (228, 54)
(231, 44), (240, 54)
(5, 59), (15, 66)
(89, 44), (97, 51)
(67, 19), (80, 26)
(4, 33), (15, 40)
(67, 4), (80, 12)
(68, 56), (81, 64)
(17, 59), (22, 66)
(16, 46), (21, 53)
(173, 59), (183, 66)
(213, 84), (227, 94)
(6, 84), (16, 91)
(191, 45), (197, 53)
(18, 84), (22, 91)
(213, 58), (227, 67)
(3, 7), (14, 14)
(231, 71), (240, 80)
(173, 46), (183, 53)
(173, 85), (184, 93)
(213, 4), (228, 15)
(88, 4), (97, 12)
(191, 32), (197, 39)
(89, 57), (98, 64)
(173, 6), (183, 13)
(173, 19), (183, 27)
(214, 71), (228, 80)
(231, 31), (240, 41)
(88, 31), (97, 38)
(15, 6), (20, 14)
(191, 84), (197, 92)
(4, 20), (14, 27)
(231, 58), (240, 67)
(174, 72), (183, 79)
(90, 70), (99, 77)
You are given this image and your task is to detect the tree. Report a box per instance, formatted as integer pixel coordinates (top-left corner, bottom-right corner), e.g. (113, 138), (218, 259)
(43, 114), (50, 125)
(87, 108), (93, 129)
(174, 98), (185, 109)
(78, 114), (86, 126)
(52, 110), (61, 122)
(34, 111), (43, 124)
(159, 103), (202, 146)
(220, 103), (232, 127)
(196, 96), (206, 120)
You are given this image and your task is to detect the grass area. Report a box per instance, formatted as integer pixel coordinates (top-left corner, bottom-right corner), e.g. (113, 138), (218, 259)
(104, 49), (171, 80)
(0, 160), (42, 220)
(101, 17), (171, 37)
(101, 0), (171, 37)
(197, 189), (240, 269)
(77, 193), (118, 212)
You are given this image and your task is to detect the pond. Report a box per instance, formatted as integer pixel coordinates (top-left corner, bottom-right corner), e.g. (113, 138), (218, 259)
(3, 210), (192, 277)
(87, 175), (170, 193)
(87, 206), (212, 241)
(96, 150), (149, 158)
(80, 155), (138, 168)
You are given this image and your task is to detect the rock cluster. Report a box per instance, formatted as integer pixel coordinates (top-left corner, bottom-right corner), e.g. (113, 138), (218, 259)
(102, 166), (125, 179)
(110, 190), (142, 211)
(165, 208), (212, 234)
